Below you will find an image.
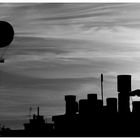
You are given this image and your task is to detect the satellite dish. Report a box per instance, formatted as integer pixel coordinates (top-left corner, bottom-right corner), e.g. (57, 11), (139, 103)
(0, 21), (14, 48)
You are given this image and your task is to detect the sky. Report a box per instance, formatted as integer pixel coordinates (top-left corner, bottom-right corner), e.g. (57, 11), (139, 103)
(0, 3), (140, 129)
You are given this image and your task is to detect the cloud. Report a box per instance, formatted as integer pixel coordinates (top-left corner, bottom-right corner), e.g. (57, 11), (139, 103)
(1, 3), (140, 38)
(1, 34), (140, 80)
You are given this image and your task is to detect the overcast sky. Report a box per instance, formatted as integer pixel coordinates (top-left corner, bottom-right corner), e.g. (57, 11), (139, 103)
(0, 3), (140, 129)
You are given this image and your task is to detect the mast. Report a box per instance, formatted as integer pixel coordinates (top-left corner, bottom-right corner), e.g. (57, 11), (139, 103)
(101, 73), (104, 104)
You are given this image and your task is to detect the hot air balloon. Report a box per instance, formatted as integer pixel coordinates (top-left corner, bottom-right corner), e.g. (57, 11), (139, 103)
(0, 21), (14, 63)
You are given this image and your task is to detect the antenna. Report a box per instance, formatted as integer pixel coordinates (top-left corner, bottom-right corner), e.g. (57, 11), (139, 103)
(101, 73), (104, 104)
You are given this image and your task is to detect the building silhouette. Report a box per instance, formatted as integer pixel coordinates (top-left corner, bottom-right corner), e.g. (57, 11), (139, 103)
(2, 74), (140, 136)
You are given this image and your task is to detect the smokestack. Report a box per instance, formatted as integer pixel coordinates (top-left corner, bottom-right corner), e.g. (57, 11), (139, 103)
(87, 93), (97, 102)
(117, 75), (131, 93)
(117, 75), (131, 113)
(87, 93), (98, 113)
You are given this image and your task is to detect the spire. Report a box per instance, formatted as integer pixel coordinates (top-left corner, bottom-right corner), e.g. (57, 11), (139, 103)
(101, 73), (103, 103)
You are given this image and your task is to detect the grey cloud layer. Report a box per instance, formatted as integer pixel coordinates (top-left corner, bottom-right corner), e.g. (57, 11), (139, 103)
(0, 3), (140, 37)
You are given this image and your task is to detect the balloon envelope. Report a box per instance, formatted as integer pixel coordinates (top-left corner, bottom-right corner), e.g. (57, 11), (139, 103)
(0, 21), (14, 48)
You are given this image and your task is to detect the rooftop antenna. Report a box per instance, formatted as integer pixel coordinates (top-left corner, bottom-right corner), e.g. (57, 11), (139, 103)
(101, 73), (104, 104)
